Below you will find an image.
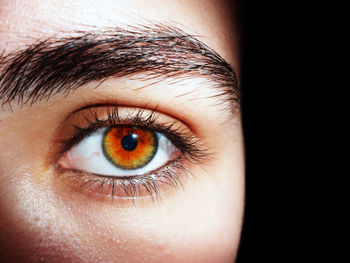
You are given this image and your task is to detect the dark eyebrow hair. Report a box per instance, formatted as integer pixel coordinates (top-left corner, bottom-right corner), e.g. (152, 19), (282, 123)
(0, 24), (239, 111)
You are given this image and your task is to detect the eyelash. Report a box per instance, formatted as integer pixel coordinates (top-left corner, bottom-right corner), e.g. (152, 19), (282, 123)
(56, 106), (209, 201)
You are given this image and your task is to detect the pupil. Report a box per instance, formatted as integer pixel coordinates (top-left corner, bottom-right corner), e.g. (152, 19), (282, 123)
(121, 133), (138, 151)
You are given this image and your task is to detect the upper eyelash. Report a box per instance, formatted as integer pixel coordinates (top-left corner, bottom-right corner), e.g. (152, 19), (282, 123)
(64, 106), (210, 164)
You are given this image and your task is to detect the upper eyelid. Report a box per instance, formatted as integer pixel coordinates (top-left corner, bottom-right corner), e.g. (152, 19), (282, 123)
(55, 105), (200, 153)
(62, 102), (197, 135)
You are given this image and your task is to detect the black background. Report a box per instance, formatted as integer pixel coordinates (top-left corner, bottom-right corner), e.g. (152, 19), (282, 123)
(235, 1), (303, 262)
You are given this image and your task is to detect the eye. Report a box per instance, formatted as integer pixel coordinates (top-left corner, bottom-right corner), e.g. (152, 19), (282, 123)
(60, 126), (178, 177)
(54, 106), (209, 200)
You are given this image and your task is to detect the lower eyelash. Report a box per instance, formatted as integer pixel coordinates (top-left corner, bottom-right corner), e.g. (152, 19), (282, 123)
(57, 156), (192, 202)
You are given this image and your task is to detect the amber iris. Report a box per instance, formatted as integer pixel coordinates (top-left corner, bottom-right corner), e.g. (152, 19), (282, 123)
(102, 126), (158, 170)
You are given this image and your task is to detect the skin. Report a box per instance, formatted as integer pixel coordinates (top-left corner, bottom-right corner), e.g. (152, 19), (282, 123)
(0, 0), (244, 262)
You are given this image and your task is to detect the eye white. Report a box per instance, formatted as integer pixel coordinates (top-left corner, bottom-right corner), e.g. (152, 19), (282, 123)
(64, 127), (177, 176)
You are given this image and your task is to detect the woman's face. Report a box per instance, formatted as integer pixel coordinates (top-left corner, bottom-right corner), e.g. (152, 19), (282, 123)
(0, 0), (244, 262)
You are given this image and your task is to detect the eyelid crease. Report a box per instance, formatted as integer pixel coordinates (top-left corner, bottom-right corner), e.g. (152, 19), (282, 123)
(62, 101), (199, 137)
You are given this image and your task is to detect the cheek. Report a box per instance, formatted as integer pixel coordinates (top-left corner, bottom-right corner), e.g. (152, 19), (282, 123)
(0, 174), (80, 262)
(54, 157), (243, 262)
(0, 171), (242, 263)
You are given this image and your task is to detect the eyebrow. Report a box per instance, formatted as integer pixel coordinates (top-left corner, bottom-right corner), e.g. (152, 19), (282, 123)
(0, 24), (239, 111)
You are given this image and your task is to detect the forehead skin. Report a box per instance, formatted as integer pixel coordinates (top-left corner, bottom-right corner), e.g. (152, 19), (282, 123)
(0, 1), (243, 262)
(0, 0), (239, 66)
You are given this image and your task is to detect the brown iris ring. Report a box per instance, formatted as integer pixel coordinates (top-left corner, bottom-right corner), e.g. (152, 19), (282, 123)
(102, 126), (158, 170)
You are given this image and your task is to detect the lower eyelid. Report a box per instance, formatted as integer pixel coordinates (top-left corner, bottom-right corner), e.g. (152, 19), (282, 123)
(54, 156), (191, 203)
